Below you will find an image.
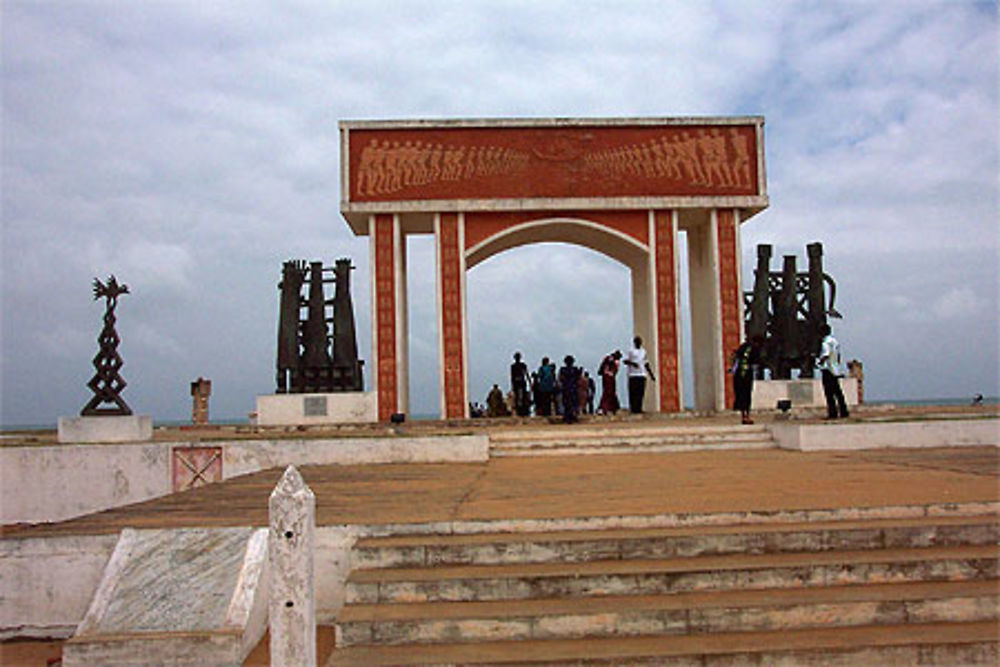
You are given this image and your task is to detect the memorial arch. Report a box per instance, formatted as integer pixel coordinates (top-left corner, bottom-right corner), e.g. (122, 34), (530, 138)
(339, 117), (768, 420)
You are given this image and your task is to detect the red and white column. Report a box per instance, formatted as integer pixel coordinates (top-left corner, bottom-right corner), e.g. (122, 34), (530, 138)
(651, 210), (683, 412)
(715, 208), (744, 410)
(435, 213), (469, 419)
(370, 214), (408, 421)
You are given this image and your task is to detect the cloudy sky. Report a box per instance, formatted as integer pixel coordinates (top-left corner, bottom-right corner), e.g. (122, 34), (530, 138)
(2, 1), (997, 425)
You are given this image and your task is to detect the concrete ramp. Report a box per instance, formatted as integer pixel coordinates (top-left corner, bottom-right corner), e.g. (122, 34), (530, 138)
(63, 527), (268, 666)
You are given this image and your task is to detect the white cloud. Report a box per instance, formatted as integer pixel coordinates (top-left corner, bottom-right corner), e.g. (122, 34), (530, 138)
(932, 287), (984, 320)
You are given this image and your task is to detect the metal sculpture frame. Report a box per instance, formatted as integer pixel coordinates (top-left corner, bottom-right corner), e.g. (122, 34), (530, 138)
(275, 258), (364, 394)
(743, 242), (841, 379)
(81, 275), (133, 416)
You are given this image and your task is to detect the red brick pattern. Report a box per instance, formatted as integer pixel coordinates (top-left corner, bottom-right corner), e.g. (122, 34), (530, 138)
(349, 125), (759, 202)
(654, 211), (681, 412)
(716, 209), (742, 409)
(439, 213), (466, 418)
(374, 214), (397, 421)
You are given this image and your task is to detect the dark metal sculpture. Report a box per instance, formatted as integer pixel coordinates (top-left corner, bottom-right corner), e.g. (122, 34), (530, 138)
(275, 258), (364, 393)
(744, 243), (841, 379)
(81, 275), (133, 415)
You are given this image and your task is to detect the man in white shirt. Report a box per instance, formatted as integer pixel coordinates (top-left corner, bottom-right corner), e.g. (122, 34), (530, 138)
(623, 336), (656, 414)
(817, 324), (849, 419)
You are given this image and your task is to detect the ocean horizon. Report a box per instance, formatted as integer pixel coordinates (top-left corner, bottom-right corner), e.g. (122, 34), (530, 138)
(2, 395), (996, 433)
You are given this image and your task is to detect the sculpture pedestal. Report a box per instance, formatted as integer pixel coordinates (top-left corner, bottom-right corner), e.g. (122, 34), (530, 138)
(255, 392), (376, 426)
(750, 378), (859, 411)
(58, 415), (153, 443)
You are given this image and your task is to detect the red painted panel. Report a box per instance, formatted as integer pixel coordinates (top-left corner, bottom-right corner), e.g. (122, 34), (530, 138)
(374, 214), (397, 420)
(654, 211), (681, 412)
(463, 210), (648, 252)
(348, 124), (758, 202)
(717, 209), (742, 410)
(439, 213), (466, 419)
(172, 446), (222, 492)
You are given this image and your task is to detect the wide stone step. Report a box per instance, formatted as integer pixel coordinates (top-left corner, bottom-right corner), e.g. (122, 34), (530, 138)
(327, 620), (1000, 666)
(337, 579), (1000, 647)
(352, 515), (1000, 569)
(490, 426), (775, 456)
(346, 544), (1000, 604)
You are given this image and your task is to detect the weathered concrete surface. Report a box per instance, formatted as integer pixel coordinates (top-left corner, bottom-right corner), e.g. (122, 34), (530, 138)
(344, 544), (999, 604)
(57, 415), (152, 443)
(337, 580), (999, 645)
(223, 435), (488, 478)
(62, 527), (268, 667)
(751, 378), (859, 411)
(1, 434), (488, 524)
(4, 447), (996, 641)
(0, 441), (171, 524)
(772, 417), (999, 451)
(5, 447), (996, 538)
(328, 622), (1000, 666)
(268, 466), (316, 667)
(350, 515), (1000, 569)
(0, 534), (118, 640)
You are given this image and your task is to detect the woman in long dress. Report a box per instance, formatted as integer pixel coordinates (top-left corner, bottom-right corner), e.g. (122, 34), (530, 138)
(559, 355), (582, 424)
(731, 336), (762, 424)
(597, 350), (622, 415)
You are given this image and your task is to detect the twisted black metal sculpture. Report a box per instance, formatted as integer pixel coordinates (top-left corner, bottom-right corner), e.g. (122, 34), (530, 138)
(81, 275), (133, 416)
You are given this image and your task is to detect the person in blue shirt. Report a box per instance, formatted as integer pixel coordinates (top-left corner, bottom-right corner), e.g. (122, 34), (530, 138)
(535, 357), (557, 416)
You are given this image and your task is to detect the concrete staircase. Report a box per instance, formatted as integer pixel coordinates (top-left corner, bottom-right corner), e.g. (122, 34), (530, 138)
(489, 424), (775, 457)
(330, 514), (1000, 665)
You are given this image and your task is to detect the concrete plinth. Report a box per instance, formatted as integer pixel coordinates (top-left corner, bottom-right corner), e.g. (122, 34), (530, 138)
(751, 378), (859, 411)
(57, 415), (152, 443)
(256, 393), (376, 426)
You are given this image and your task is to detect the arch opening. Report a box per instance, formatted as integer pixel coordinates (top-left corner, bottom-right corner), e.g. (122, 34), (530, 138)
(466, 242), (634, 413)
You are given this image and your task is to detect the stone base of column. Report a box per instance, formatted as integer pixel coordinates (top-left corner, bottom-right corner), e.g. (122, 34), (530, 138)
(57, 415), (153, 443)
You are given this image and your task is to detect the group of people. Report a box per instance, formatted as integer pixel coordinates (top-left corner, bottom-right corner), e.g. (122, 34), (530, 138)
(481, 326), (851, 425)
(731, 324), (850, 424)
(484, 337), (658, 424)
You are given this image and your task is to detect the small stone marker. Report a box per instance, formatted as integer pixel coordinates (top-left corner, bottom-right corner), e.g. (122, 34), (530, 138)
(269, 465), (316, 667)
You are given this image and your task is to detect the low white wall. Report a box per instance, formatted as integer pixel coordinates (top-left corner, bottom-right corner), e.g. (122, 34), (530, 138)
(0, 534), (118, 640)
(751, 378), (859, 411)
(0, 443), (172, 524)
(771, 418), (999, 451)
(1, 435), (489, 525)
(223, 435), (489, 479)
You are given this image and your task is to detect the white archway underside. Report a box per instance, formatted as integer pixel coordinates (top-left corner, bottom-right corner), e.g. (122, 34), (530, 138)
(466, 219), (648, 271)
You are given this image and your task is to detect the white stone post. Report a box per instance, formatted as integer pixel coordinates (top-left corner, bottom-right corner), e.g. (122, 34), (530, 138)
(268, 465), (316, 666)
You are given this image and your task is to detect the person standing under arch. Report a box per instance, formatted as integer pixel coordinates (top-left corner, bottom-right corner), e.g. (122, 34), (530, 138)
(535, 356), (556, 416)
(597, 350), (622, 415)
(559, 355), (582, 423)
(510, 352), (530, 417)
(623, 336), (656, 414)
